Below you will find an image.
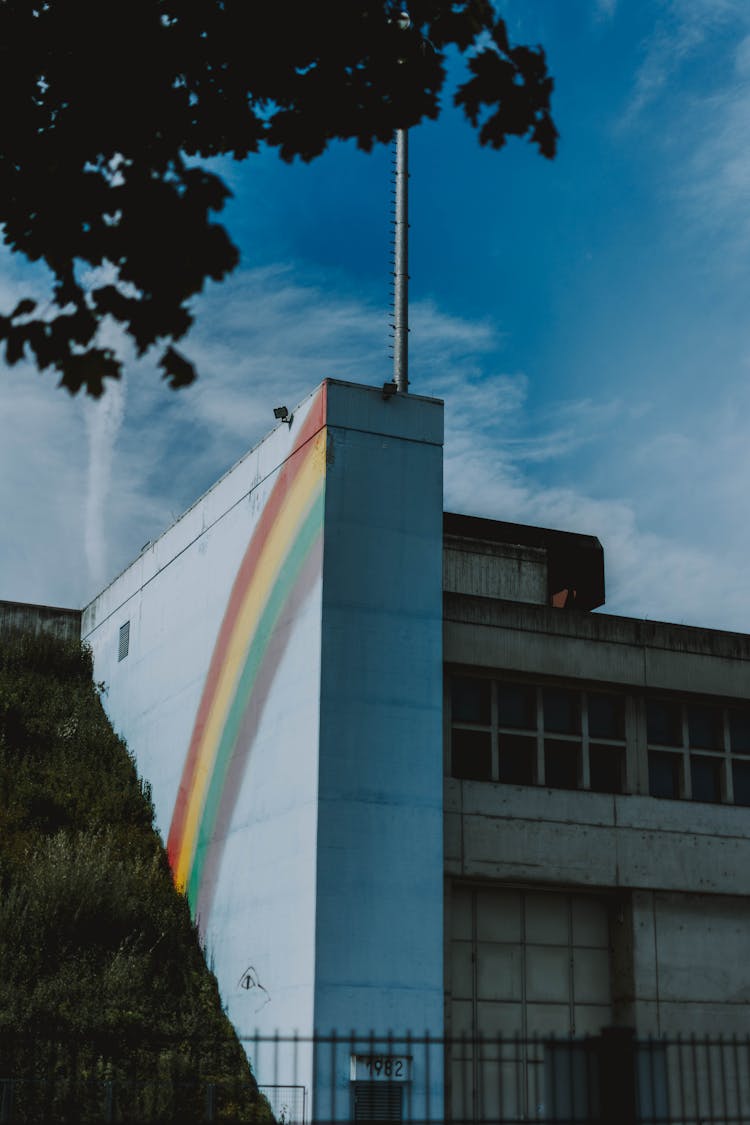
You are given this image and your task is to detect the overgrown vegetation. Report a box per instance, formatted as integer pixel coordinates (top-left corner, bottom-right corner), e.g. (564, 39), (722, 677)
(0, 629), (270, 1122)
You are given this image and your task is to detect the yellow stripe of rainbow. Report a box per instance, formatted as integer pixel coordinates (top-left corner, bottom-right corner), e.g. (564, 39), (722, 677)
(167, 395), (327, 909)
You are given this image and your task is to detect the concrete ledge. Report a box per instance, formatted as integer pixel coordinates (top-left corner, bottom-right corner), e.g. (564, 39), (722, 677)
(444, 597), (750, 698)
(445, 779), (750, 896)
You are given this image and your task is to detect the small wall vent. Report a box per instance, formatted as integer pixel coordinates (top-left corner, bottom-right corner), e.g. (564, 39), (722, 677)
(352, 1082), (403, 1122)
(118, 621), (130, 662)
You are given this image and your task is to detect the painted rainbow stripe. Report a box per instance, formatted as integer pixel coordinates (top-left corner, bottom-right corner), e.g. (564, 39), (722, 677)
(167, 385), (327, 918)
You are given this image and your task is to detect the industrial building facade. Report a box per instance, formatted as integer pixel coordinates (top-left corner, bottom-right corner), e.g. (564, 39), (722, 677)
(23, 378), (750, 1118)
(441, 512), (750, 1116)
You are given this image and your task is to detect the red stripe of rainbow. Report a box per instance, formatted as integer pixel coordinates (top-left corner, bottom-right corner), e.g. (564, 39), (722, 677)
(167, 385), (327, 917)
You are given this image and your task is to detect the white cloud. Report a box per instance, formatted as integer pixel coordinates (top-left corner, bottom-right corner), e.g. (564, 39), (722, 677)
(83, 376), (126, 591)
(2, 263), (750, 634)
(618, 2), (750, 275)
(0, 366), (88, 607)
(624, 0), (749, 120)
(595, 0), (618, 20)
(678, 81), (750, 250)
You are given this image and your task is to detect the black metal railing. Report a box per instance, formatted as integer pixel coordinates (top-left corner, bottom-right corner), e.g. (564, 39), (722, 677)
(3, 1029), (750, 1122)
(240, 1029), (750, 1125)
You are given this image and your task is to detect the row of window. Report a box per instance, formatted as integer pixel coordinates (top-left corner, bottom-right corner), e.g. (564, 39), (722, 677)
(448, 674), (750, 805)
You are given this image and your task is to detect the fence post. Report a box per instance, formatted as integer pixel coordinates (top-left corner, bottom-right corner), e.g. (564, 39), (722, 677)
(204, 1082), (216, 1123)
(0, 1079), (13, 1125)
(104, 1079), (114, 1123)
(598, 1027), (637, 1125)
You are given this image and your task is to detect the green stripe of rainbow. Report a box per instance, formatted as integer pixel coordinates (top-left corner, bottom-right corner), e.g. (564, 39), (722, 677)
(167, 387), (327, 916)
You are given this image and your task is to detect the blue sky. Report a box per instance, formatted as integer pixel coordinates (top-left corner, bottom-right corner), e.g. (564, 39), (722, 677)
(3, 0), (750, 630)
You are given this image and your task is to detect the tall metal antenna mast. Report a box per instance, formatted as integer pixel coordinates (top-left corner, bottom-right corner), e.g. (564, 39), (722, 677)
(392, 126), (409, 394)
(386, 8), (411, 395)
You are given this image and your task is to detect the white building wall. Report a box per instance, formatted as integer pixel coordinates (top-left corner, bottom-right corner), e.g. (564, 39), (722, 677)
(82, 384), (329, 1061)
(82, 379), (447, 1117)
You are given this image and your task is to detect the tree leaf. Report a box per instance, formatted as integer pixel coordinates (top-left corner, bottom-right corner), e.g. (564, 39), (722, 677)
(10, 298), (37, 320)
(5, 326), (26, 366)
(159, 346), (196, 389)
(57, 348), (121, 397)
(0, 0), (556, 397)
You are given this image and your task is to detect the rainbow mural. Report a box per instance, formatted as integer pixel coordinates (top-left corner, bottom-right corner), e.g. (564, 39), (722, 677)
(167, 385), (328, 923)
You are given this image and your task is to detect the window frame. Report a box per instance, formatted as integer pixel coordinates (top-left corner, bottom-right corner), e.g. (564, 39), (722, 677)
(447, 672), (631, 796)
(446, 669), (750, 807)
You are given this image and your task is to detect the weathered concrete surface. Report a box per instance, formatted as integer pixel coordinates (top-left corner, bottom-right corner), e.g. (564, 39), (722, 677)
(445, 780), (750, 897)
(445, 595), (750, 697)
(0, 599), (81, 642)
(613, 890), (750, 1034)
(446, 773), (750, 1034)
(444, 540), (548, 605)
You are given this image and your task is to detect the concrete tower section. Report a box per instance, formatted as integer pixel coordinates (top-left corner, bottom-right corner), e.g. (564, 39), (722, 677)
(82, 379), (445, 1114)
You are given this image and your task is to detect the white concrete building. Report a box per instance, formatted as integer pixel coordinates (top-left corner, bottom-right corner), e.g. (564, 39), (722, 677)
(12, 377), (750, 1120)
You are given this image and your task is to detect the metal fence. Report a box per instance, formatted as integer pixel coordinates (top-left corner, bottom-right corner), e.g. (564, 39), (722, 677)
(3, 1030), (750, 1122)
(240, 1030), (750, 1125)
(258, 1085), (307, 1124)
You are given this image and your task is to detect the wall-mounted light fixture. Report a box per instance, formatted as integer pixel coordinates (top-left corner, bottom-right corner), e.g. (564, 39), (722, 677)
(273, 405), (293, 425)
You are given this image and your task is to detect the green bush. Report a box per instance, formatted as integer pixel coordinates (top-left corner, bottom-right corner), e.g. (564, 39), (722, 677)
(0, 629), (271, 1123)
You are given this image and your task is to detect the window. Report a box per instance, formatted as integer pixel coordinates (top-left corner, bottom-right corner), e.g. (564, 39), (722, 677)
(452, 729), (492, 781)
(449, 676), (627, 795)
(498, 734), (535, 785)
(691, 755), (721, 803)
(688, 704), (722, 750)
(730, 707), (750, 753)
(498, 682), (535, 729)
(641, 694), (750, 804)
(543, 688), (580, 734)
(453, 676), (491, 724)
(448, 672), (750, 807)
(589, 743), (625, 794)
(648, 750), (680, 800)
(646, 699), (681, 747)
(730, 706), (750, 805)
(733, 760), (750, 806)
(449, 884), (612, 1121)
(544, 739), (579, 790)
(647, 697), (730, 803)
(589, 694), (625, 740)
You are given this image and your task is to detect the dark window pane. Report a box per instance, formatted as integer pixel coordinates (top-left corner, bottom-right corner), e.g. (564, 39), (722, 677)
(691, 755), (721, 803)
(452, 677), (491, 724)
(590, 744), (625, 794)
(498, 682), (536, 730)
(499, 734), (535, 785)
(647, 700), (682, 747)
(688, 704), (722, 750)
(452, 729), (492, 781)
(730, 709), (750, 754)
(649, 751), (680, 798)
(543, 689), (580, 734)
(544, 739), (580, 789)
(588, 694), (625, 740)
(733, 760), (750, 805)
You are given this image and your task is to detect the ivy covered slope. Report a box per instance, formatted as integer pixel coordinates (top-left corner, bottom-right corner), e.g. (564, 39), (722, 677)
(0, 629), (269, 1120)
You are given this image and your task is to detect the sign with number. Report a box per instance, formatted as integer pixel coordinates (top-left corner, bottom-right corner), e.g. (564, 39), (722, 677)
(350, 1055), (412, 1082)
